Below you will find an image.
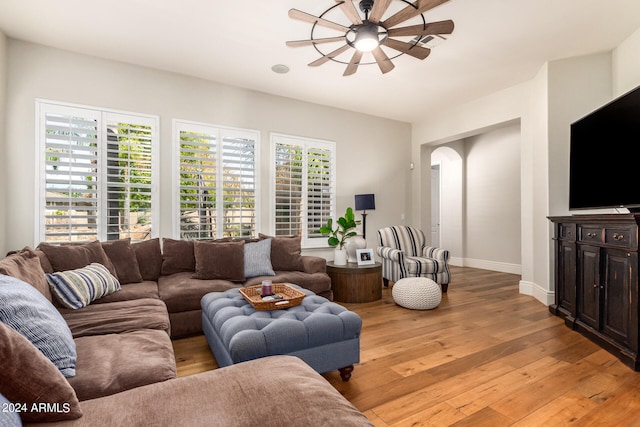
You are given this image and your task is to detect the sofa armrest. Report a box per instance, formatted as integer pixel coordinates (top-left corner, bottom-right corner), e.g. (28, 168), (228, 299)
(300, 256), (326, 274)
(422, 246), (450, 262)
(376, 246), (403, 262)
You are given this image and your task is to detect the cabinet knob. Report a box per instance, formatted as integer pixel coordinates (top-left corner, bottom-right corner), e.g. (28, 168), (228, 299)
(613, 233), (624, 241)
(593, 283), (598, 288)
(587, 232), (597, 238)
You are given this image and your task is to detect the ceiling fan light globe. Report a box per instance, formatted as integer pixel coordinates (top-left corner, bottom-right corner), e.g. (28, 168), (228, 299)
(354, 36), (379, 52)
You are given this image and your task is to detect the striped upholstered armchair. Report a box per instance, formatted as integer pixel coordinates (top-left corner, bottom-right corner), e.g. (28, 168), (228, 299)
(376, 226), (451, 292)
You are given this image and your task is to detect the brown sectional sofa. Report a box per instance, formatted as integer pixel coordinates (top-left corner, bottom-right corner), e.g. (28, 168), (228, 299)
(0, 237), (371, 426)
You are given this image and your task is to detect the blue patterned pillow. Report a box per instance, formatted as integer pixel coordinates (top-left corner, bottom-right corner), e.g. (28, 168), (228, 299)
(0, 393), (22, 426)
(0, 274), (77, 378)
(46, 263), (120, 309)
(244, 239), (275, 278)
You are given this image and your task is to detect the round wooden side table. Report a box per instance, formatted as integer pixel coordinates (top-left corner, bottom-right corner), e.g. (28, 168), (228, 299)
(326, 261), (382, 303)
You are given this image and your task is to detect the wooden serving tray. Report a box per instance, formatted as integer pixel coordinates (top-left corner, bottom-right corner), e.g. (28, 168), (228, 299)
(239, 283), (306, 311)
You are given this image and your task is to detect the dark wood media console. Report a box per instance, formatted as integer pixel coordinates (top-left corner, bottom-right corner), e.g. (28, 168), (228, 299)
(549, 214), (640, 370)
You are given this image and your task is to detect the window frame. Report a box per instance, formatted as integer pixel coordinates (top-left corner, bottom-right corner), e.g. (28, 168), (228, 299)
(172, 119), (260, 240)
(270, 132), (336, 249)
(35, 99), (159, 244)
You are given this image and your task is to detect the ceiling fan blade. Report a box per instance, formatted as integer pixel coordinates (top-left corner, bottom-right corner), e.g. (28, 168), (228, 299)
(384, 39), (431, 60)
(387, 20), (455, 37)
(335, 0), (362, 24)
(368, 0), (392, 23)
(343, 50), (364, 76)
(383, 0), (450, 29)
(286, 36), (346, 48)
(371, 46), (395, 74)
(289, 9), (350, 33)
(308, 44), (352, 67)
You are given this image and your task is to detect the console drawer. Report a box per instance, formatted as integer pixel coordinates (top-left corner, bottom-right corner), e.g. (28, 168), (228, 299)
(604, 227), (635, 248)
(558, 223), (576, 240)
(579, 226), (602, 243)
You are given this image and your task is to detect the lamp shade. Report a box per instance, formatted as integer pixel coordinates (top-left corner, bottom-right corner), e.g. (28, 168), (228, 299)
(355, 194), (375, 211)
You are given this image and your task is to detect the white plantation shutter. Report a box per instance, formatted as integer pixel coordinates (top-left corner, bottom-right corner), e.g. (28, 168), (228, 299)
(37, 101), (158, 243)
(274, 143), (303, 236)
(221, 133), (256, 237)
(175, 121), (258, 240)
(42, 109), (100, 241)
(105, 117), (154, 241)
(272, 134), (335, 248)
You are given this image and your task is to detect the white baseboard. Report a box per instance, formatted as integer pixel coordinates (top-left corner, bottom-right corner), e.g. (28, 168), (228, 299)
(462, 258), (522, 275)
(520, 280), (554, 306)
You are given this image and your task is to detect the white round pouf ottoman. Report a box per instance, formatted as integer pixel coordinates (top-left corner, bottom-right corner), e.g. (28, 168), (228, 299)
(392, 277), (442, 310)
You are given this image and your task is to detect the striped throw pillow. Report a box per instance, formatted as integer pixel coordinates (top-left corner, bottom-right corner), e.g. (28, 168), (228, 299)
(0, 274), (77, 377)
(46, 263), (121, 309)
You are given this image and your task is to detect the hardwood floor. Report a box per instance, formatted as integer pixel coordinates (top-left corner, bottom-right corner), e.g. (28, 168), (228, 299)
(172, 266), (640, 425)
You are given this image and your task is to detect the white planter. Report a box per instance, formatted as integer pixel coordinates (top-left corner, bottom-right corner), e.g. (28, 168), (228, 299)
(333, 248), (348, 266)
(344, 235), (366, 263)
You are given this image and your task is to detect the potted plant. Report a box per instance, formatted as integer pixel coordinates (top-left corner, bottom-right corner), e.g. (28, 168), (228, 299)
(319, 207), (359, 265)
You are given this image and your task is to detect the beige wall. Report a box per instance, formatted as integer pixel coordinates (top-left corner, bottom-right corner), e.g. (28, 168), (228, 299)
(2, 39), (411, 255)
(412, 24), (640, 306)
(613, 27), (640, 95)
(0, 31), (7, 253)
(464, 124), (521, 270)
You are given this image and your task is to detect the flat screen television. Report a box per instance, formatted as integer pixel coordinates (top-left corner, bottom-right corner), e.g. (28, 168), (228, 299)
(569, 84), (640, 212)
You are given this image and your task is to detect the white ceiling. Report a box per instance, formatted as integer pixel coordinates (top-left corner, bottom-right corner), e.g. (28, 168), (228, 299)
(1, 0), (639, 123)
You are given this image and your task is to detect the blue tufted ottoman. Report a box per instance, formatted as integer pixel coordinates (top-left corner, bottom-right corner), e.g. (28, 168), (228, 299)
(201, 285), (362, 381)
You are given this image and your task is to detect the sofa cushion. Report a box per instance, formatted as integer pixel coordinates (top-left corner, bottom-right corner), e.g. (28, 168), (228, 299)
(0, 323), (83, 422)
(132, 238), (163, 281)
(68, 329), (176, 401)
(92, 280), (159, 303)
(101, 238), (143, 284)
(158, 272), (239, 313)
(0, 274), (77, 378)
(161, 238), (195, 275)
(46, 263), (121, 309)
(192, 240), (245, 281)
(259, 233), (304, 271)
(55, 356), (371, 427)
(244, 238), (275, 278)
(0, 247), (52, 302)
(59, 298), (170, 338)
(37, 240), (117, 276)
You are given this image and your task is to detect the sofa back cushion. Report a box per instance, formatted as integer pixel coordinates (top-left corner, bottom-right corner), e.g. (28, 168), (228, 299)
(161, 238), (195, 275)
(101, 238), (143, 284)
(0, 247), (52, 302)
(37, 240), (117, 276)
(377, 226), (426, 257)
(259, 234), (304, 271)
(132, 238), (163, 281)
(192, 240), (245, 281)
(0, 322), (83, 422)
(0, 275), (77, 377)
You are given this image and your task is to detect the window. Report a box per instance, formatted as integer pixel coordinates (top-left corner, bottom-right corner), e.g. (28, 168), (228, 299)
(174, 120), (258, 239)
(36, 101), (158, 243)
(271, 133), (336, 248)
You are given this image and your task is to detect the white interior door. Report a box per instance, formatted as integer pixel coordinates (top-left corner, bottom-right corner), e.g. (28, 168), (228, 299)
(431, 165), (441, 247)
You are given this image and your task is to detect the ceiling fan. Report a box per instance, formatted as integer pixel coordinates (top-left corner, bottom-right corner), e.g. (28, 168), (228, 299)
(286, 0), (455, 76)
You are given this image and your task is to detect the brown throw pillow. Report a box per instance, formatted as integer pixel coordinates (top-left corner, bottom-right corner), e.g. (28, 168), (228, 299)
(101, 238), (143, 284)
(132, 238), (163, 281)
(0, 323), (83, 422)
(161, 238), (195, 275)
(37, 241), (116, 276)
(193, 240), (245, 281)
(0, 247), (53, 302)
(259, 234), (304, 271)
